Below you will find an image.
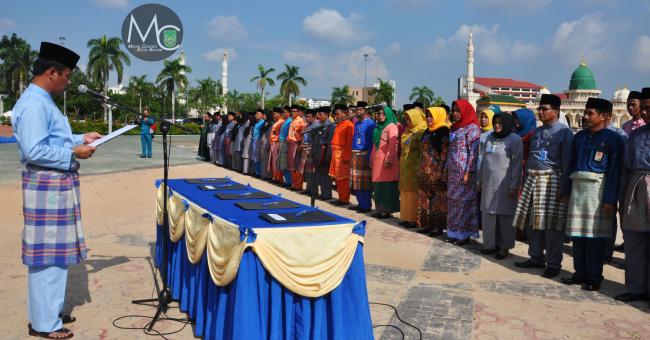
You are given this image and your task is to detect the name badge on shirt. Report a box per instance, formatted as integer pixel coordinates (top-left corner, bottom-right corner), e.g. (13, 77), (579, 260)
(594, 151), (604, 162)
(539, 150), (548, 161)
(357, 137), (362, 145)
(486, 144), (497, 153)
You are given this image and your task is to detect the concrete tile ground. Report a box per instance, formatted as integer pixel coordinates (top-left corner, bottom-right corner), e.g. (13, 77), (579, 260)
(0, 137), (648, 339)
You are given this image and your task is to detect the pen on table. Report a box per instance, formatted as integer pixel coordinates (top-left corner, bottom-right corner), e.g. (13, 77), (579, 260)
(296, 210), (308, 216)
(239, 192), (252, 196)
(261, 201), (279, 206)
(218, 184), (233, 188)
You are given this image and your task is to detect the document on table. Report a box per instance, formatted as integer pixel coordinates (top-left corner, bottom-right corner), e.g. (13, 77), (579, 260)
(89, 124), (138, 147)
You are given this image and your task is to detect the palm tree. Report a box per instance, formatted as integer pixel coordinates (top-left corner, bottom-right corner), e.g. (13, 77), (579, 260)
(225, 89), (243, 112)
(250, 64), (275, 109)
(0, 33), (37, 96)
(276, 64), (307, 106)
(369, 79), (394, 106)
(191, 77), (219, 111)
(330, 85), (355, 106)
(86, 35), (131, 121)
(409, 86), (436, 108)
(155, 57), (192, 121)
(127, 75), (149, 114)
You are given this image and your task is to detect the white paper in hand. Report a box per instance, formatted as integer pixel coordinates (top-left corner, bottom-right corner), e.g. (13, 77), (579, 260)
(89, 125), (138, 147)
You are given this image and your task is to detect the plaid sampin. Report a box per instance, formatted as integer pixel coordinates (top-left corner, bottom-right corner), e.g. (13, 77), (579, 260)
(21, 167), (87, 266)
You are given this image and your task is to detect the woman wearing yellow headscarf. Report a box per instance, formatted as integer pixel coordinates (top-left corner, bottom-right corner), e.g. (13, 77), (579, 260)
(416, 107), (451, 236)
(398, 108), (427, 228)
(477, 109), (495, 177)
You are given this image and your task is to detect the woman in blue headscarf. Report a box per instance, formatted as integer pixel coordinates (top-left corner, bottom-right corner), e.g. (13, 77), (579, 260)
(512, 108), (536, 166)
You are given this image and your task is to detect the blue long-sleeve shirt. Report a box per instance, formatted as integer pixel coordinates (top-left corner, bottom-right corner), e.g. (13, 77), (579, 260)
(561, 128), (624, 204)
(252, 119), (265, 140)
(527, 121), (574, 180)
(139, 116), (155, 135)
(279, 117), (292, 142)
(625, 125), (650, 171)
(11, 84), (84, 171)
(351, 117), (376, 151)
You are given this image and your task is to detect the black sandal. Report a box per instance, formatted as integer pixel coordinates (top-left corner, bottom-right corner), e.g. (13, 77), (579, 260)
(59, 314), (76, 324)
(28, 325), (74, 339)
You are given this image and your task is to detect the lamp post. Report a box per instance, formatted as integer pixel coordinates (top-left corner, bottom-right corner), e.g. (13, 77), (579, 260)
(0, 94), (7, 116)
(59, 36), (67, 116)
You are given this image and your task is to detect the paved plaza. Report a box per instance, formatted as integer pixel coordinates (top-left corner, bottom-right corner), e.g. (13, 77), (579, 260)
(0, 136), (648, 339)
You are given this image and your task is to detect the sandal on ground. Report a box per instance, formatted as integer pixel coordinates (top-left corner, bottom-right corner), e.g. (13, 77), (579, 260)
(28, 325), (73, 339)
(59, 314), (76, 324)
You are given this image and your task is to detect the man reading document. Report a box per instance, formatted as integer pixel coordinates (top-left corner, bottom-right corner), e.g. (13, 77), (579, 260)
(11, 41), (102, 339)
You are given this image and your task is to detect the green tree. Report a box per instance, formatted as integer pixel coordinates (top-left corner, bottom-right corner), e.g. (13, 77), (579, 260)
(86, 35), (131, 121)
(369, 79), (394, 106)
(0, 33), (37, 96)
(409, 86), (439, 108)
(264, 93), (288, 109)
(276, 64), (307, 106)
(155, 57), (192, 122)
(190, 77), (219, 112)
(330, 85), (355, 106)
(250, 64), (275, 110)
(126, 75), (150, 114)
(225, 89), (242, 112)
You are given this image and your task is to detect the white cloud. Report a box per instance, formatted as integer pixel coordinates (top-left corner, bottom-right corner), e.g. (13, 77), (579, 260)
(303, 8), (369, 44)
(90, 0), (128, 9)
(466, 0), (551, 11)
(387, 42), (402, 54)
(550, 14), (610, 65)
(633, 35), (650, 72)
(206, 16), (248, 42)
(0, 18), (15, 29)
(202, 47), (237, 62)
(429, 24), (540, 64)
(387, 0), (436, 7)
(283, 46), (389, 86)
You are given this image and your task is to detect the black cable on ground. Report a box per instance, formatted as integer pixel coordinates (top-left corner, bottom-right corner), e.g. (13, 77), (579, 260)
(370, 302), (423, 340)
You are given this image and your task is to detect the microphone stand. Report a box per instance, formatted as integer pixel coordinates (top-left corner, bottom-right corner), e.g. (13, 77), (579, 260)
(83, 94), (192, 331)
(301, 105), (384, 208)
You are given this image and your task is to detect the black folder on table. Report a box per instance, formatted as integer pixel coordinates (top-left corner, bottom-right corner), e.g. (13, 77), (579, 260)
(260, 210), (336, 224)
(199, 183), (248, 191)
(235, 200), (300, 210)
(185, 178), (230, 184)
(215, 192), (273, 200)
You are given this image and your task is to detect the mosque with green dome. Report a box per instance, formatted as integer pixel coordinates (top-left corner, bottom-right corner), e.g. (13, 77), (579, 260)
(552, 58), (630, 128)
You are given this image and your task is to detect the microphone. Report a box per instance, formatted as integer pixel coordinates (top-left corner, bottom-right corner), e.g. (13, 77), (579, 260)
(78, 85), (110, 101)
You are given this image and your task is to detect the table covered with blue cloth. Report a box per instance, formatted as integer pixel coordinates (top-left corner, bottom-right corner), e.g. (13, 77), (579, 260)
(154, 178), (374, 339)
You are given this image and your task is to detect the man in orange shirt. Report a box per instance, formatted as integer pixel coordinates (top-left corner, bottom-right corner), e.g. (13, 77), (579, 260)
(267, 107), (285, 183)
(329, 104), (355, 206)
(287, 105), (307, 191)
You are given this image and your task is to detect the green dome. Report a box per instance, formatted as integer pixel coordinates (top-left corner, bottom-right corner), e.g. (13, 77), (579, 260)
(569, 61), (597, 90)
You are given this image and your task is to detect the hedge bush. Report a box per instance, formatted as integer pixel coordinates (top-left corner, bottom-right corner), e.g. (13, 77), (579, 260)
(69, 120), (202, 135)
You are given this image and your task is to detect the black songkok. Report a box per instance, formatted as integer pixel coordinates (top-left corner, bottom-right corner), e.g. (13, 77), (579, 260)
(540, 94), (562, 108)
(38, 42), (80, 69)
(586, 97), (613, 112)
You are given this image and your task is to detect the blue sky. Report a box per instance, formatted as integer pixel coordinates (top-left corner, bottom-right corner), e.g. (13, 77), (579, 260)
(2, 0), (649, 106)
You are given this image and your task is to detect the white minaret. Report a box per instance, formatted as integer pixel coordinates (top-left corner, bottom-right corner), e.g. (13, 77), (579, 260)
(221, 51), (228, 113)
(465, 29), (480, 108)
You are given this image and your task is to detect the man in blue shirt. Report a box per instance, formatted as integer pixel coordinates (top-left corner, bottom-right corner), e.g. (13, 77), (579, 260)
(560, 98), (624, 291)
(349, 101), (376, 213)
(138, 108), (155, 158)
(12, 42), (101, 339)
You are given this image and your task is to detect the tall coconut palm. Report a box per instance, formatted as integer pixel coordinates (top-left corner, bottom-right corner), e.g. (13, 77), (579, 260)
(0, 33), (37, 96)
(127, 75), (149, 114)
(409, 86), (436, 108)
(276, 64), (307, 106)
(330, 85), (355, 106)
(155, 58), (192, 121)
(250, 64), (275, 109)
(369, 79), (395, 106)
(86, 35), (131, 121)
